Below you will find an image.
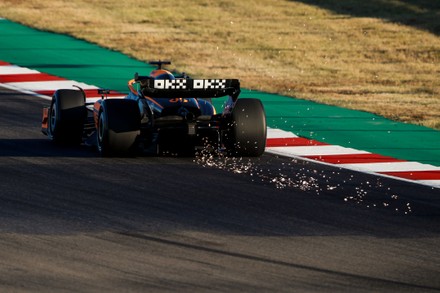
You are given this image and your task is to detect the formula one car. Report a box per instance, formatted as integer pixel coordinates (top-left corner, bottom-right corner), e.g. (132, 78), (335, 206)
(41, 61), (267, 157)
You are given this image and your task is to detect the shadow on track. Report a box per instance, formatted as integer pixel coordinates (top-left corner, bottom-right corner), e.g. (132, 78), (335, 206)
(0, 138), (96, 158)
(291, 0), (440, 36)
(1, 147), (439, 238)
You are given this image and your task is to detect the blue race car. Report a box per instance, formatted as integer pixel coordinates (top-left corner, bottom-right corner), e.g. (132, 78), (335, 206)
(42, 61), (267, 157)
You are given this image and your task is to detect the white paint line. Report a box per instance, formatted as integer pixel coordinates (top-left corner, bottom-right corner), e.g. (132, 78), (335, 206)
(339, 162), (440, 172)
(0, 82), (52, 100)
(267, 128), (298, 138)
(5, 80), (98, 91)
(417, 180), (440, 187)
(0, 65), (40, 75)
(266, 145), (370, 156)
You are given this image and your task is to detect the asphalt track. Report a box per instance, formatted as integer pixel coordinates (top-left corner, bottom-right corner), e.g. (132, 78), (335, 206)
(1, 85), (440, 292)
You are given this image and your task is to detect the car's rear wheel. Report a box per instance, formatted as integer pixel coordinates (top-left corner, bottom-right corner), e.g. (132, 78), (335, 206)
(47, 89), (86, 144)
(97, 99), (141, 157)
(224, 98), (267, 157)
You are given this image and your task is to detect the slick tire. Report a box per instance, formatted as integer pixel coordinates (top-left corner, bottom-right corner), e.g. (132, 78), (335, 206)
(47, 89), (86, 145)
(97, 99), (141, 157)
(225, 98), (267, 157)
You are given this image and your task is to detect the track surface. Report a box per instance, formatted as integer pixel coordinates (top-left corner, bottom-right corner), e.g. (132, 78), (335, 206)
(1, 86), (440, 292)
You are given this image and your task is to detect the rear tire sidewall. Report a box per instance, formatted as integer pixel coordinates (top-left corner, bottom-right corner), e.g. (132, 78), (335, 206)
(97, 109), (109, 156)
(47, 89), (85, 144)
(47, 100), (58, 140)
(96, 99), (140, 157)
(226, 98), (267, 157)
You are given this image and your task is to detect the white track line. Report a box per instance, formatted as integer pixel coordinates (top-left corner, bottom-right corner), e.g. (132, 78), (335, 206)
(5, 80), (98, 91)
(418, 180), (440, 186)
(0, 82), (52, 100)
(267, 128), (299, 138)
(0, 65), (40, 75)
(266, 145), (370, 156)
(340, 162), (440, 173)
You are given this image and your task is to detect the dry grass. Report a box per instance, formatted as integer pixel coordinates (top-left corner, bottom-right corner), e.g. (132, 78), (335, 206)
(1, 0), (439, 129)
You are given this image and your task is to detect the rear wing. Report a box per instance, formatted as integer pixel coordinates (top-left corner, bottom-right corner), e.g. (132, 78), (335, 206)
(138, 78), (241, 100)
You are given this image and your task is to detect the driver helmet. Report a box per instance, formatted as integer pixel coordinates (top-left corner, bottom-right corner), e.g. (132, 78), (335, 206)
(150, 69), (175, 80)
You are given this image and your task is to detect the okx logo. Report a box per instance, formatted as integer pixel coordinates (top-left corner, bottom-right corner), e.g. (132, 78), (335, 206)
(154, 79), (187, 89)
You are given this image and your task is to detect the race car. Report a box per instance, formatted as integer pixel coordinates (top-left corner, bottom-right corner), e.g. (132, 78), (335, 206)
(41, 61), (267, 157)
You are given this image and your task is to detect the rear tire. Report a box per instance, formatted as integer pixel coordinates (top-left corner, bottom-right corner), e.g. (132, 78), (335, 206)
(97, 99), (141, 157)
(224, 98), (267, 157)
(47, 89), (86, 144)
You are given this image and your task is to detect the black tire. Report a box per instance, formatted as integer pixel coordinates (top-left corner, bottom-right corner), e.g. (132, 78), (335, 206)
(47, 89), (86, 144)
(97, 99), (141, 157)
(225, 98), (267, 157)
